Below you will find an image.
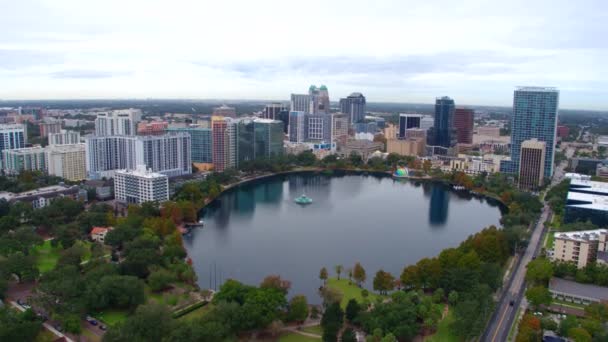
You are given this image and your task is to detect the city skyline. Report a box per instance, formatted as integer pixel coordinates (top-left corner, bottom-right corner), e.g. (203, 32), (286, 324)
(2, 0), (608, 110)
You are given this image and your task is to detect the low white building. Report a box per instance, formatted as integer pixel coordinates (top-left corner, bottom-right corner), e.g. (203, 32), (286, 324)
(114, 165), (169, 204)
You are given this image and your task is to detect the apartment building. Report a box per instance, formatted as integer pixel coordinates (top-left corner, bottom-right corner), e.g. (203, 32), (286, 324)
(552, 229), (608, 268)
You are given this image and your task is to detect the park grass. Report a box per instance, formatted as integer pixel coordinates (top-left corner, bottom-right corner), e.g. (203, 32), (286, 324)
(96, 308), (129, 326)
(425, 309), (458, 342)
(300, 325), (323, 335)
(80, 328), (102, 342)
(552, 299), (587, 310)
(279, 332), (320, 342)
(326, 278), (381, 309)
(34, 329), (57, 342)
(31, 240), (61, 273)
(177, 303), (214, 321)
(545, 230), (555, 249)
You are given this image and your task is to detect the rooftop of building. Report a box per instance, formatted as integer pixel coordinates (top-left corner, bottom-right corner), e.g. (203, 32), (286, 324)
(0, 184), (78, 201)
(569, 177), (608, 195)
(399, 113), (424, 117)
(567, 191), (608, 211)
(549, 277), (608, 301)
(0, 123), (25, 130)
(47, 144), (85, 152)
(90, 227), (111, 235)
(116, 166), (167, 179)
(3, 146), (45, 154)
(554, 229), (608, 243)
(515, 86), (559, 92)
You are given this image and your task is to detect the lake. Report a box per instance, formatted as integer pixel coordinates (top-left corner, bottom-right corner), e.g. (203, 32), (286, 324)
(183, 172), (503, 302)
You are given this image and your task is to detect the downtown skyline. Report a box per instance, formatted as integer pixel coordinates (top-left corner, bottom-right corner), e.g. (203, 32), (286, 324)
(1, 0), (608, 110)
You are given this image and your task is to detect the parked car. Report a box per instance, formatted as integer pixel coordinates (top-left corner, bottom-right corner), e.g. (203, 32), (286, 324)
(509, 300), (515, 306)
(99, 325), (107, 331)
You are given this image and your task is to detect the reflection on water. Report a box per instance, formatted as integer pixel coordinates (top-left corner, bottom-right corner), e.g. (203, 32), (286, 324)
(186, 173), (502, 302)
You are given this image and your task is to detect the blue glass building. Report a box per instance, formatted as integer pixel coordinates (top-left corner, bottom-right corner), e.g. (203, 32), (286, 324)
(167, 126), (212, 163)
(503, 87), (559, 178)
(431, 97), (456, 148)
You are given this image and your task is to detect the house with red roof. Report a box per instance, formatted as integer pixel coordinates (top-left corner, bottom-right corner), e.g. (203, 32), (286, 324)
(90, 227), (112, 244)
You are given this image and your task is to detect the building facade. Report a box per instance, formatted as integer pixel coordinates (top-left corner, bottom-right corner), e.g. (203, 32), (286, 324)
(454, 107), (474, 144)
(212, 105), (237, 118)
(518, 139), (546, 190)
(2, 146), (46, 174)
(399, 114), (422, 139)
(339, 92), (366, 124)
(167, 126), (212, 163)
(39, 121), (62, 137)
(48, 130), (81, 146)
(430, 96), (456, 148)
(503, 87), (559, 178)
(290, 94), (312, 113)
(387, 138), (426, 157)
(137, 121), (168, 135)
(289, 111), (306, 143)
(46, 144), (87, 181)
(114, 165), (169, 204)
(306, 114), (333, 142)
(0, 124), (26, 161)
(211, 117), (229, 172)
(94, 109), (141, 136)
(552, 229), (607, 268)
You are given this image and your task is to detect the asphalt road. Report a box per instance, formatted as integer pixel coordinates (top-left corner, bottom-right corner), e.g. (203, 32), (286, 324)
(483, 155), (568, 341)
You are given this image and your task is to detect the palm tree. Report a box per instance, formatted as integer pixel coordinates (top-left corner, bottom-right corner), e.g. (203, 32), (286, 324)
(347, 268), (353, 284)
(335, 265), (343, 280)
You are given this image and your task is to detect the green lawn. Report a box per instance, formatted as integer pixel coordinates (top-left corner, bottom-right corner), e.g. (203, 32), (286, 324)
(552, 299), (587, 310)
(326, 278), (381, 309)
(96, 309), (129, 326)
(426, 309), (458, 342)
(31, 240), (61, 273)
(279, 332), (320, 342)
(300, 325), (323, 335)
(34, 329), (57, 342)
(177, 303), (214, 321)
(544, 230), (555, 249)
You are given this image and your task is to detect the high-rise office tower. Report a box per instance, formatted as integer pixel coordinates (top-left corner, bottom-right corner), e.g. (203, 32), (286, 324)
(213, 105), (237, 118)
(0, 124), (26, 159)
(95, 109), (141, 136)
(289, 111), (306, 143)
(398, 114), (422, 139)
(253, 119), (284, 160)
(306, 114), (333, 142)
(332, 114), (349, 141)
(454, 107), (474, 144)
(420, 116), (434, 131)
(263, 103), (287, 120)
(316, 85), (330, 114)
(430, 96), (456, 148)
(48, 130), (81, 146)
(290, 94), (312, 113)
(167, 126), (213, 163)
(518, 139), (546, 190)
(339, 92), (366, 124)
(503, 87), (559, 178)
(114, 165), (169, 204)
(46, 144), (87, 181)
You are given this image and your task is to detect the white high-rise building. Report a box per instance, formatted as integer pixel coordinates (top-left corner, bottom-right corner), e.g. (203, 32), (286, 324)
(2, 146), (46, 174)
(85, 133), (191, 179)
(46, 144), (87, 181)
(114, 165), (169, 204)
(94, 109), (142, 136)
(48, 130), (81, 146)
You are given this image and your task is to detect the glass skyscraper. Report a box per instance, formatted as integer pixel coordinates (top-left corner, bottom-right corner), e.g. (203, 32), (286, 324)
(503, 87), (559, 178)
(167, 126), (212, 163)
(431, 96), (456, 148)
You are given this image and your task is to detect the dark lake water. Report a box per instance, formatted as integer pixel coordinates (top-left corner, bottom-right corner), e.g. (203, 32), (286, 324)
(183, 172), (503, 302)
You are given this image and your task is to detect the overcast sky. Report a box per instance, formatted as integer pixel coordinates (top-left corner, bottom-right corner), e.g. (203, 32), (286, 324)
(1, 0), (607, 109)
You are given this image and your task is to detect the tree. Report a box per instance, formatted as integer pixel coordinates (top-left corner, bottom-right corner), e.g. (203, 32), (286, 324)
(5, 252), (39, 282)
(260, 275), (291, 295)
(319, 267), (328, 285)
(321, 302), (344, 342)
(241, 287), (287, 329)
(525, 286), (552, 310)
(525, 258), (554, 286)
(345, 299), (361, 322)
(347, 268), (353, 283)
(0, 307), (42, 341)
(353, 262), (366, 287)
(103, 303), (173, 341)
(319, 286), (343, 306)
(568, 327), (592, 342)
(515, 313), (541, 342)
(342, 328), (357, 342)
(373, 270), (395, 294)
(585, 303), (608, 322)
(448, 290), (459, 305)
(335, 265), (343, 280)
(559, 315), (579, 337)
(88, 275), (145, 310)
(148, 268), (176, 292)
(287, 295), (308, 322)
(400, 265), (419, 290)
